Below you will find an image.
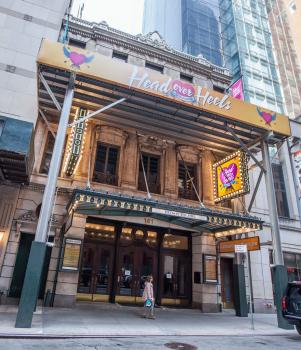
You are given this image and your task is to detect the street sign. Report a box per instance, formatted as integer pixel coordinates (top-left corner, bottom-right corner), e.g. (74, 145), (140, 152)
(219, 236), (260, 253)
(235, 244), (247, 253)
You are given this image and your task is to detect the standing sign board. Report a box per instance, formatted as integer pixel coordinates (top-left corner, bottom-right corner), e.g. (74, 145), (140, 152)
(61, 238), (82, 271)
(203, 254), (218, 284)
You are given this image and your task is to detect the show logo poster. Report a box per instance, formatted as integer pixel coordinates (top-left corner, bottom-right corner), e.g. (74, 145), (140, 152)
(213, 151), (250, 202)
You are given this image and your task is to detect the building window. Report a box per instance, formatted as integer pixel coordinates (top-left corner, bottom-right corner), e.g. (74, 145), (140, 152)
(40, 132), (55, 174)
(272, 164), (290, 218)
(0, 119), (4, 138)
(68, 38), (86, 49)
(284, 252), (301, 281)
(112, 51), (128, 62)
(138, 154), (160, 194)
(93, 143), (119, 185)
(213, 85), (225, 93)
(145, 61), (163, 74)
(178, 161), (198, 200)
(180, 73), (193, 83)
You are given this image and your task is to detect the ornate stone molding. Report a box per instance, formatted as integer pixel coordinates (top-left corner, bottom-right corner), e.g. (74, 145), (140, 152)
(135, 31), (172, 52)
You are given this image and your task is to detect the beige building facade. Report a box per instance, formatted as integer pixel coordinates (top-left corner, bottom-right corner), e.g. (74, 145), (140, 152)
(0, 12), (297, 317)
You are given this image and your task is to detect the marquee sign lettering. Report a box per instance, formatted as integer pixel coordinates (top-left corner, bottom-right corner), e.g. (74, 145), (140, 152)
(37, 39), (291, 137)
(64, 108), (88, 176)
(213, 150), (250, 202)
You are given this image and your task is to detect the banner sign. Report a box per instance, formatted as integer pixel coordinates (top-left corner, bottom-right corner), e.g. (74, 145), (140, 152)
(203, 254), (218, 284)
(231, 78), (244, 101)
(219, 236), (260, 253)
(292, 149), (301, 196)
(37, 39), (291, 137)
(213, 150), (250, 202)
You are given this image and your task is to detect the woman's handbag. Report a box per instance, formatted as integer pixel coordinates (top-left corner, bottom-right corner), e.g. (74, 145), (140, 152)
(145, 298), (152, 307)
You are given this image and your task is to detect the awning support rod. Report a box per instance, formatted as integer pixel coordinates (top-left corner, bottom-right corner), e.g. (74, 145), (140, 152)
(39, 108), (56, 139)
(68, 98), (126, 127)
(247, 168), (264, 212)
(137, 136), (152, 199)
(39, 72), (62, 112)
(225, 124), (266, 173)
(177, 146), (205, 208)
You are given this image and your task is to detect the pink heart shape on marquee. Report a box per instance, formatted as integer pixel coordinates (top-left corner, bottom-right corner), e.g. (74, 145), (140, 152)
(220, 163), (238, 186)
(261, 111), (273, 124)
(70, 52), (86, 66)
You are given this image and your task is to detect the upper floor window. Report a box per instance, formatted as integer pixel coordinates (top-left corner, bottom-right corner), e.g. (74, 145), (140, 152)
(93, 143), (119, 186)
(112, 51), (128, 62)
(68, 38), (86, 49)
(138, 153), (160, 194)
(40, 132), (55, 174)
(272, 164), (290, 218)
(213, 85), (225, 93)
(178, 161), (198, 201)
(145, 62), (163, 74)
(0, 119), (4, 138)
(180, 73), (193, 83)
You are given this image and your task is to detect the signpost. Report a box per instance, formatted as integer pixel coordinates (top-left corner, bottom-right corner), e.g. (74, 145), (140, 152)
(235, 244), (254, 330)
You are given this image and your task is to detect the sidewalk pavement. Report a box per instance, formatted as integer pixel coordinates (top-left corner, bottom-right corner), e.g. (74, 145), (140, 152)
(0, 302), (297, 338)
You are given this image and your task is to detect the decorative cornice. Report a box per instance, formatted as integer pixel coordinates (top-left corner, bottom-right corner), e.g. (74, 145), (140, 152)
(63, 16), (231, 85)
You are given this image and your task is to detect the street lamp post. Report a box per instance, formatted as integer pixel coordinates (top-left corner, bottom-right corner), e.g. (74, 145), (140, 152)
(15, 73), (76, 328)
(261, 139), (292, 329)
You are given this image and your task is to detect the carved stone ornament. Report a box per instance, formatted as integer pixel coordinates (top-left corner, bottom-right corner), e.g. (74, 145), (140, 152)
(16, 210), (38, 223)
(138, 134), (169, 154)
(136, 31), (172, 52)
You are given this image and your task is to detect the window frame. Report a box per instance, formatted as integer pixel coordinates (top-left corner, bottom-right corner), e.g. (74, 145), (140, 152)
(178, 160), (198, 201)
(138, 152), (161, 194)
(93, 142), (120, 186)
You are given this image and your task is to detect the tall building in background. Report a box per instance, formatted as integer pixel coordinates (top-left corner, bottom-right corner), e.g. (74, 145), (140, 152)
(265, 0), (301, 119)
(219, 0), (284, 113)
(143, 0), (182, 51)
(143, 0), (223, 66)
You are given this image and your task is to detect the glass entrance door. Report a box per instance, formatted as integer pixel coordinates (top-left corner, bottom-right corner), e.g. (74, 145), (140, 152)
(77, 243), (114, 302)
(161, 253), (190, 305)
(115, 246), (157, 304)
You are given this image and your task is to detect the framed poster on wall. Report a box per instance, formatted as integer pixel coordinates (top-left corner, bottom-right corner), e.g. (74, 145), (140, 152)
(203, 254), (218, 284)
(60, 238), (82, 271)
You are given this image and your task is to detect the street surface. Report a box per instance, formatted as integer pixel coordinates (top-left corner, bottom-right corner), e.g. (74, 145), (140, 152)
(0, 335), (300, 349)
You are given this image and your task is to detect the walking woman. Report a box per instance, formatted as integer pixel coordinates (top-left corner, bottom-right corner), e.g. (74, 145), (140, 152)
(142, 275), (155, 319)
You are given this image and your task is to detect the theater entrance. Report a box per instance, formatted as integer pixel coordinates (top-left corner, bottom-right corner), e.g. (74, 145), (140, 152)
(76, 219), (191, 306)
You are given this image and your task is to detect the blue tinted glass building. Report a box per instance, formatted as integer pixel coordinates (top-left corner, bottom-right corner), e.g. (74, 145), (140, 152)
(181, 0), (222, 66)
(219, 0), (284, 113)
(143, 0), (223, 66)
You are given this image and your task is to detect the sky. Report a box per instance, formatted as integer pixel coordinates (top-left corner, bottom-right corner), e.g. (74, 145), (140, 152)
(71, 0), (144, 35)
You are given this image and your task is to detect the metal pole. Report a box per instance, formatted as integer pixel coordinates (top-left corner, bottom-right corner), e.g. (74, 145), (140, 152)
(261, 139), (292, 329)
(262, 140), (283, 265)
(15, 73), (75, 328)
(286, 139), (301, 222)
(246, 251), (254, 330)
(36, 73), (75, 242)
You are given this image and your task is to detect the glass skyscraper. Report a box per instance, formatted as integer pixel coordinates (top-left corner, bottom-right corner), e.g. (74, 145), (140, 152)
(143, 0), (284, 112)
(143, 0), (223, 66)
(219, 0), (284, 113)
(181, 0), (222, 66)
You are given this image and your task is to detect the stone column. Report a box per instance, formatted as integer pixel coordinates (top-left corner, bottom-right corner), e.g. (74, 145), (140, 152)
(120, 133), (138, 190)
(202, 150), (215, 206)
(192, 234), (220, 312)
(52, 213), (86, 307)
(163, 144), (177, 197)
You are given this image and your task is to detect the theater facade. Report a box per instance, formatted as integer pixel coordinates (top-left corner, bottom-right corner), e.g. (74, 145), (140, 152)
(0, 16), (291, 313)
